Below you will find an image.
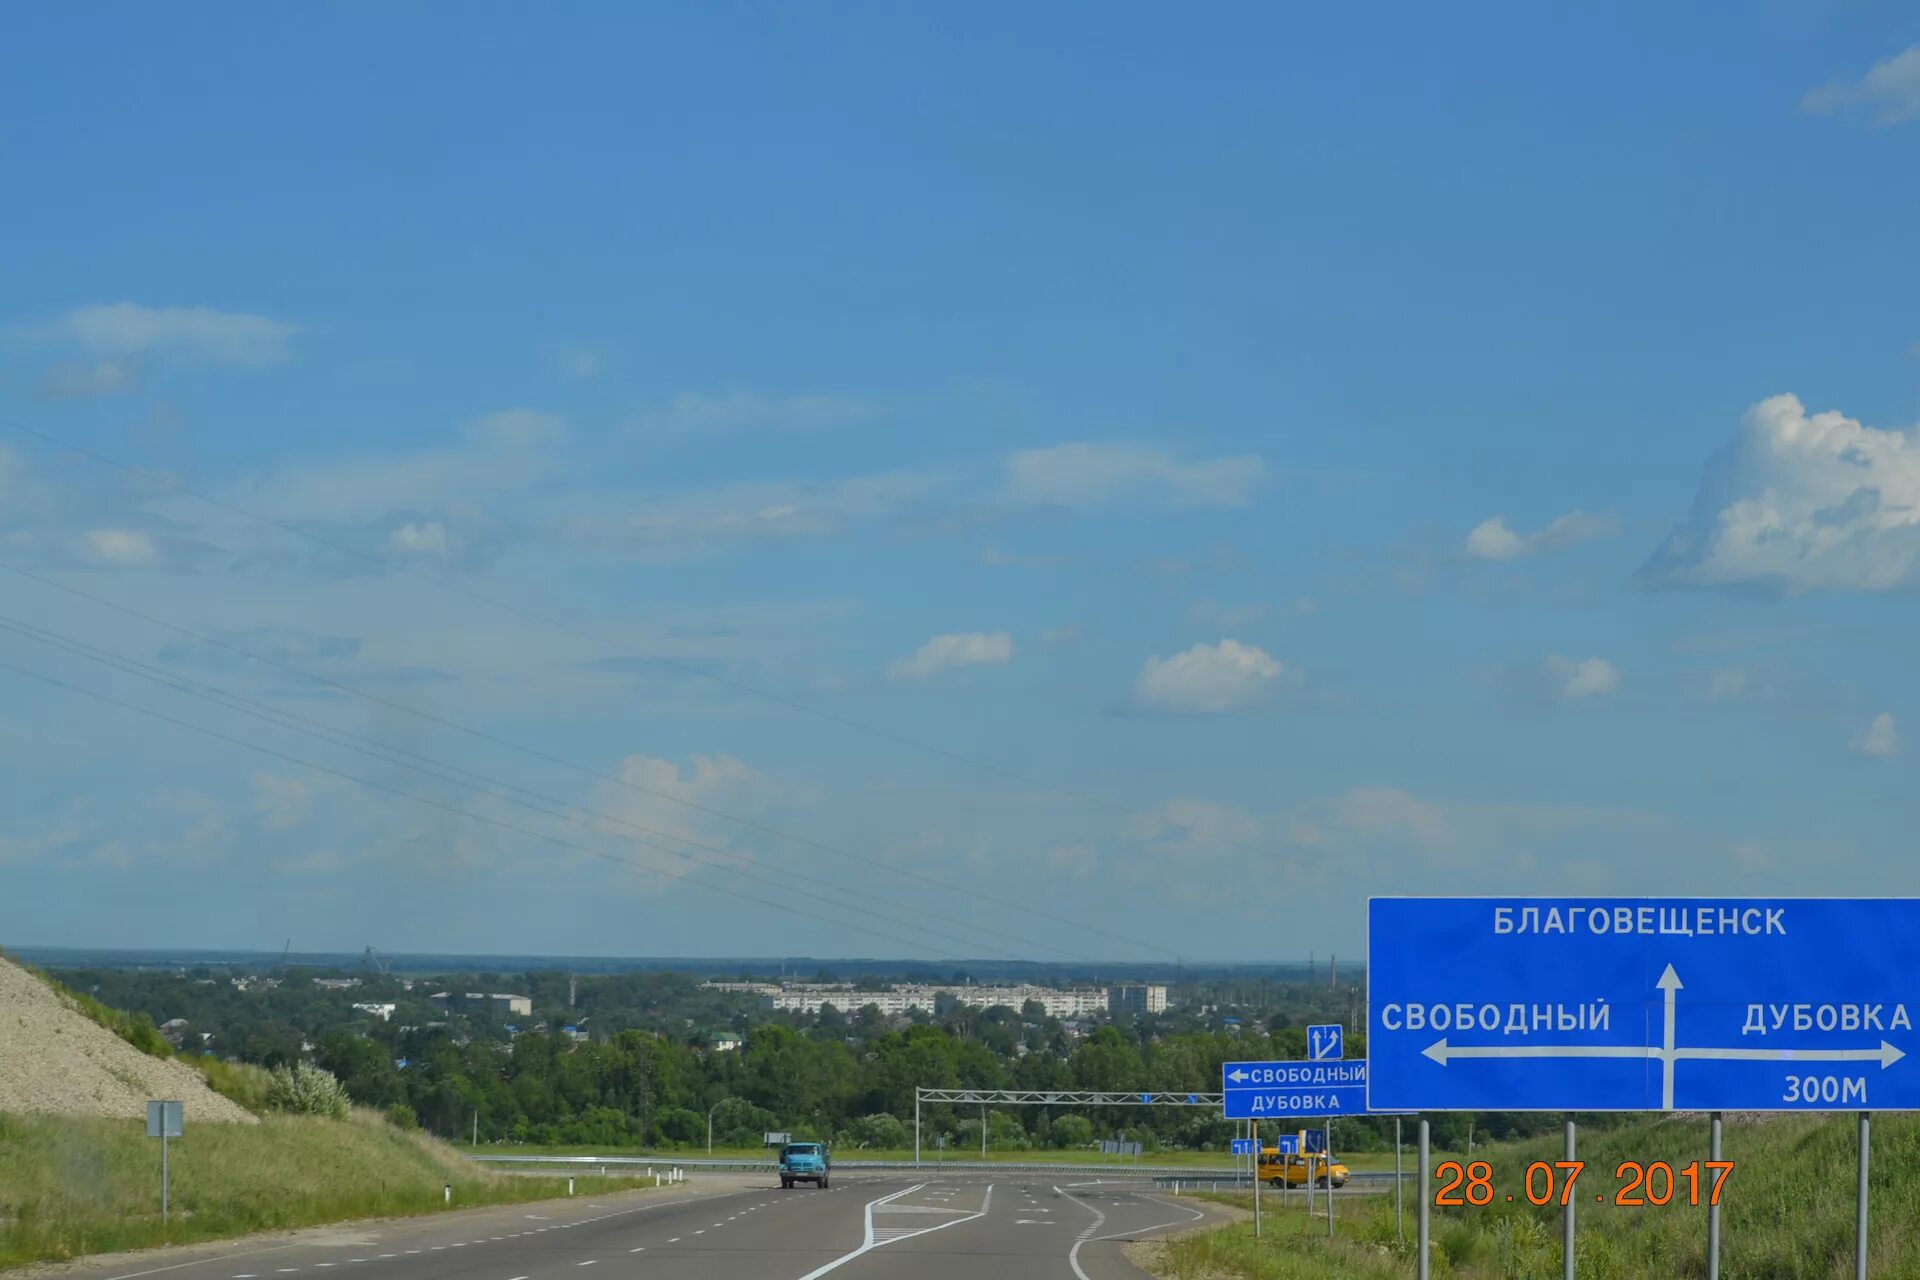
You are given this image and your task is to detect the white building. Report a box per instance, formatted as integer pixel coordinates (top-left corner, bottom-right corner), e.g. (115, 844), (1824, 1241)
(769, 983), (1107, 1020)
(429, 991), (534, 1017)
(352, 1002), (397, 1021)
(1108, 984), (1170, 1017)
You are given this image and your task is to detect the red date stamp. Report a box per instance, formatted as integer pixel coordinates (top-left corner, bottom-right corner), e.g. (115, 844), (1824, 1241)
(1434, 1159), (1735, 1208)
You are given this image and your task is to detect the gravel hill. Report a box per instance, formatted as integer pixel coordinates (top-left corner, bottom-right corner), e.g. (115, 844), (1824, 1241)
(0, 953), (256, 1123)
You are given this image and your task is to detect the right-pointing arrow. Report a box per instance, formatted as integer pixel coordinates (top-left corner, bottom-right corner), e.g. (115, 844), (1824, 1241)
(1672, 1041), (1905, 1069)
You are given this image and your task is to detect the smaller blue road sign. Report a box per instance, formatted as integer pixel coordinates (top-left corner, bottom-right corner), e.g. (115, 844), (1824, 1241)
(1307, 1024), (1344, 1061)
(1274, 1135), (1301, 1155)
(1222, 1060), (1368, 1118)
(1230, 1138), (1256, 1155)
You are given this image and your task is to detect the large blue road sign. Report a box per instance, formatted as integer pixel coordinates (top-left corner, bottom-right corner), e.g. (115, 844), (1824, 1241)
(1222, 1060), (1368, 1118)
(1307, 1024), (1343, 1060)
(1230, 1138), (1256, 1155)
(1369, 897), (1919, 1112)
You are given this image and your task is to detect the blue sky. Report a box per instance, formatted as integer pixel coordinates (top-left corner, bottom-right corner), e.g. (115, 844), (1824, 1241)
(3, 4), (1918, 963)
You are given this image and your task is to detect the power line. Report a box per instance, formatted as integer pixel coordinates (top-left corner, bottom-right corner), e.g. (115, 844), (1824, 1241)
(5, 421), (1383, 896)
(0, 612), (1090, 963)
(0, 657), (963, 961)
(0, 559), (1223, 948)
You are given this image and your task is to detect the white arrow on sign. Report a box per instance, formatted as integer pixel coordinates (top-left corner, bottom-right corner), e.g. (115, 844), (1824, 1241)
(1417, 964), (1905, 1108)
(1227, 1069), (1249, 1083)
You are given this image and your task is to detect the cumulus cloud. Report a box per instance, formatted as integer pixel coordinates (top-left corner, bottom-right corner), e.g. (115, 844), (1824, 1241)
(1852, 712), (1899, 758)
(1005, 443), (1265, 510)
(253, 773), (316, 830)
(389, 521), (450, 556)
(1131, 638), (1283, 714)
(583, 752), (784, 887)
(1552, 656), (1621, 699)
(888, 632), (1014, 681)
(36, 356), (142, 399)
(1642, 394), (1920, 593)
(1802, 45), (1920, 125)
(49, 302), (299, 366)
(1464, 510), (1618, 560)
(75, 528), (158, 567)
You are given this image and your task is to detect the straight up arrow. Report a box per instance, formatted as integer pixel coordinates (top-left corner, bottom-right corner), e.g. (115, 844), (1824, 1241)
(1658, 964), (1682, 1109)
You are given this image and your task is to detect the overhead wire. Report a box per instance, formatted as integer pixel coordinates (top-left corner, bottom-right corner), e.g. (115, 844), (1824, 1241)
(5, 420), (1387, 899)
(0, 657), (965, 961)
(0, 558), (1232, 950)
(0, 611), (1095, 962)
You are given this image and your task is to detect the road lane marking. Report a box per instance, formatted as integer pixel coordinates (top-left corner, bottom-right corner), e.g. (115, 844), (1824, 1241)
(576, 1261), (597, 1267)
(667, 1238), (679, 1244)
(794, 1184), (991, 1280)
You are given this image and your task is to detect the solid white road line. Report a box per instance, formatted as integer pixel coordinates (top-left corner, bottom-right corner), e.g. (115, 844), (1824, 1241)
(793, 1184), (993, 1280)
(1056, 1187), (1108, 1280)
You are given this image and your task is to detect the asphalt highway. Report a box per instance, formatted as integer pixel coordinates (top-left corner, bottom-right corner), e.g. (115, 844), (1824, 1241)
(47, 1175), (1222, 1280)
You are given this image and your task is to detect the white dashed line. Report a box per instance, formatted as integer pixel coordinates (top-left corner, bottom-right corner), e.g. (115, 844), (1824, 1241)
(629, 1248), (645, 1254)
(275, 1270), (299, 1274)
(667, 1238), (680, 1244)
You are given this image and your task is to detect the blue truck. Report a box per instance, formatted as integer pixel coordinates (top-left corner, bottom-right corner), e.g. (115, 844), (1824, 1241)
(778, 1141), (831, 1190)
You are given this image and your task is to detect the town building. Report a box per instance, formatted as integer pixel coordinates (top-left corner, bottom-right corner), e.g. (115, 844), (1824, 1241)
(1109, 983), (1170, 1017)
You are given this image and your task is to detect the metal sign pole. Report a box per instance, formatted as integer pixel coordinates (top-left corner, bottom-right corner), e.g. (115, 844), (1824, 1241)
(161, 1127), (170, 1224)
(1562, 1116), (1576, 1280)
(1307, 1150), (1316, 1215)
(1396, 1117), (1404, 1244)
(1252, 1120), (1261, 1239)
(1417, 1119), (1430, 1280)
(1857, 1111), (1870, 1280)
(914, 1092), (921, 1168)
(1326, 1125), (1335, 1239)
(1707, 1112), (1722, 1280)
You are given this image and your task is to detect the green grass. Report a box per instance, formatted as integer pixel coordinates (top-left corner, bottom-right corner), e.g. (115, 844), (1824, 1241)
(1136, 1113), (1920, 1280)
(0, 1110), (644, 1269)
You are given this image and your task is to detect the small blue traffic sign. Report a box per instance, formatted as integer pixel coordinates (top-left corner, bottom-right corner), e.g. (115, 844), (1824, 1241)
(1222, 1059), (1368, 1118)
(1230, 1138), (1256, 1155)
(1274, 1135), (1300, 1155)
(1307, 1024), (1344, 1061)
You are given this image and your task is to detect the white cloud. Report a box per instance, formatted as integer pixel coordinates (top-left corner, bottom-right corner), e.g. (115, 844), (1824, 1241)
(51, 302), (299, 366)
(550, 344), (607, 381)
(1803, 45), (1920, 125)
(237, 408), (564, 525)
(1047, 842), (1099, 880)
(1005, 443), (1265, 510)
(252, 773), (316, 830)
(37, 357), (141, 399)
(1852, 712), (1899, 758)
(76, 528), (158, 566)
(1548, 655), (1621, 700)
(389, 521), (450, 556)
(1465, 510), (1618, 561)
(634, 390), (882, 435)
(1643, 394), (1920, 593)
(565, 470), (936, 562)
(887, 632), (1014, 681)
(583, 752), (785, 887)
(1331, 787), (1450, 842)
(1132, 638), (1283, 714)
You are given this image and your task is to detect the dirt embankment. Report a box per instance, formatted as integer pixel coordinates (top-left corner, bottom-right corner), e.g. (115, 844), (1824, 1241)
(0, 954), (255, 1123)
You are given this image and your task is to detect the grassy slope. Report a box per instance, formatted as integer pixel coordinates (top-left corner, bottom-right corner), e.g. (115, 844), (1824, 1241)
(0, 1110), (637, 1270)
(1141, 1113), (1920, 1280)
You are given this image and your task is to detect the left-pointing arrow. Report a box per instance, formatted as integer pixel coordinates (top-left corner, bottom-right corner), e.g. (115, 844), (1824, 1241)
(1227, 1069), (1249, 1082)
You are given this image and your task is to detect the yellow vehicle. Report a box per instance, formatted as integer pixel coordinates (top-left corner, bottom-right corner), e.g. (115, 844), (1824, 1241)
(1258, 1147), (1350, 1188)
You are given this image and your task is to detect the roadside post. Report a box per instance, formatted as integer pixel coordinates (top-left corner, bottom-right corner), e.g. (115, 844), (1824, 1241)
(1417, 1119), (1430, 1280)
(145, 1101), (182, 1223)
(1395, 1116), (1404, 1243)
(1707, 1111), (1722, 1280)
(1370, 896), (1920, 1280)
(1251, 1121), (1261, 1238)
(1326, 1126), (1335, 1240)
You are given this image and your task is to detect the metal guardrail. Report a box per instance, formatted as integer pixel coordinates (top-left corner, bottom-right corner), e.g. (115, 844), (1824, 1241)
(468, 1153), (1253, 1177)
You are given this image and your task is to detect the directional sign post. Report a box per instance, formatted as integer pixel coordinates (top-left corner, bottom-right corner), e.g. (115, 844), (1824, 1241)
(1230, 1137), (1256, 1155)
(1372, 897), (1920, 1280)
(146, 1101), (182, 1223)
(1222, 1060), (1367, 1118)
(1307, 1023), (1343, 1061)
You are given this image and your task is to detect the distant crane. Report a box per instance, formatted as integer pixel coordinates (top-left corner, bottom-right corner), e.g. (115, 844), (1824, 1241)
(279, 939), (291, 970)
(361, 946), (393, 974)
